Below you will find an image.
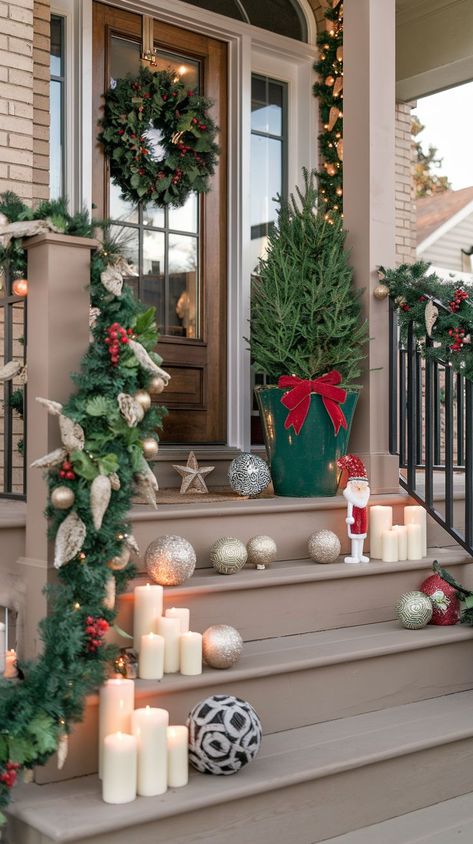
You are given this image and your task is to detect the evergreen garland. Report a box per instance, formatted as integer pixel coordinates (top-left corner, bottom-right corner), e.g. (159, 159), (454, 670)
(312, 0), (343, 221)
(98, 67), (219, 208)
(249, 169), (367, 387)
(0, 193), (167, 821)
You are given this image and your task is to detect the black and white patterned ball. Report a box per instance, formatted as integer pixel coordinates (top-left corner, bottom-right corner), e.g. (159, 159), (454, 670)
(228, 453), (271, 497)
(187, 694), (262, 775)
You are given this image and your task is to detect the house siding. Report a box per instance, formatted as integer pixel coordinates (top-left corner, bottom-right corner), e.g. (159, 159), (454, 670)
(420, 211), (473, 273)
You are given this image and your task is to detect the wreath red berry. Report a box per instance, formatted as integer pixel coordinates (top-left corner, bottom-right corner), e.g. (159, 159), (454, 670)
(98, 67), (219, 208)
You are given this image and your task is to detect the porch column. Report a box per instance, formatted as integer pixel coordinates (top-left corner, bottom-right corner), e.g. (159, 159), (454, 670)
(344, 0), (400, 494)
(18, 233), (96, 658)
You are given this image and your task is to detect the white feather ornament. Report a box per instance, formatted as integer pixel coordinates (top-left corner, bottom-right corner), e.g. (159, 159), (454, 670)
(133, 477), (158, 508)
(30, 447), (67, 469)
(100, 266), (123, 297)
(425, 299), (439, 338)
(57, 734), (69, 770)
(59, 415), (85, 452)
(117, 392), (144, 427)
(109, 472), (121, 491)
(0, 360), (22, 382)
(103, 574), (116, 610)
(125, 534), (140, 555)
(90, 474), (112, 531)
(36, 396), (63, 416)
(128, 340), (171, 383)
(54, 511), (86, 569)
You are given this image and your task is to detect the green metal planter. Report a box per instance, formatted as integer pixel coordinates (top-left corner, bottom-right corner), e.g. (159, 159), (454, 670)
(255, 386), (359, 497)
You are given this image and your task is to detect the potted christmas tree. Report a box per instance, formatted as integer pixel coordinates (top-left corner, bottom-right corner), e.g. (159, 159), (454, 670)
(249, 169), (368, 496)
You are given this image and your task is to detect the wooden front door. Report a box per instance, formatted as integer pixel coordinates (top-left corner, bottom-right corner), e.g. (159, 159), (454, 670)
(92, 4), (227, 444)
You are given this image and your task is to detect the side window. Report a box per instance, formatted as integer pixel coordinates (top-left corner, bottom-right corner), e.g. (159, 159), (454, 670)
(50, 15), (65, 199)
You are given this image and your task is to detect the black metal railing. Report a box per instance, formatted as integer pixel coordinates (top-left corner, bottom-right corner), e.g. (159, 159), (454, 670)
(0, 269), (27, 499)
(389, 299), (473, 555)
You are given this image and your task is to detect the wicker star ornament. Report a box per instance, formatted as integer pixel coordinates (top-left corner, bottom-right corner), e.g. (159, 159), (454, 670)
(173, 451), (215, 494)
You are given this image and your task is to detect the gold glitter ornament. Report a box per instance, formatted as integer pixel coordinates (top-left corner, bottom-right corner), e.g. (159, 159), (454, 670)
(141, 437), (159, 460)
(246, 535), (277, 570)
(373, 283), (389, 301)
(308, 530), (341, 564)
(51, 485), (75, 510)
(202, 625), (243, 669)
(210, 537), (247, 575)
(107, 546), (131, 571)
(134, 389), (152, 412)
(148, 375), (165, 395)
(145, 535), (196, 586)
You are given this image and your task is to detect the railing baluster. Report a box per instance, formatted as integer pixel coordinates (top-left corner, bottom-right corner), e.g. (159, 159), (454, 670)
(399, 348), (406, 468)
(465, 379), (473, 548)
(416, 351), (423, 465)
(388, 299), (398, 455)
(433, 361), (441, 466)
(444, 363), (454, 528)
(424, 341), (434, 509)
(407, 322), (417, 491)
(457, 372), (464, 467)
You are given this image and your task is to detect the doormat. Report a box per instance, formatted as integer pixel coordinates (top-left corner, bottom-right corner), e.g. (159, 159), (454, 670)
(134, 487), (275, 506)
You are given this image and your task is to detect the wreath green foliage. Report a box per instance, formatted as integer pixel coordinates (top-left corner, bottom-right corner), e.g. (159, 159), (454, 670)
(383, 260), (473, 379)
(98, 67), (219, 208)
(0, 193), (167, 821)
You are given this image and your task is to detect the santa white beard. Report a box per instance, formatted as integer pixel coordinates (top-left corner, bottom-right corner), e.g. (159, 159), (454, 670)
(343, 481), (370, 508)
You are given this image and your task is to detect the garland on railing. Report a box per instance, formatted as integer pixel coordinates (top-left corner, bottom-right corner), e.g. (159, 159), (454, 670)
(0, 193), (168, 821)
(381, 260), (473, 379)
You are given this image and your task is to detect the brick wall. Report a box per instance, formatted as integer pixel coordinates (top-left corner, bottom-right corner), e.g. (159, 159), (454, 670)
(395, 101), (416, 265)
(33, 0), (50, 203)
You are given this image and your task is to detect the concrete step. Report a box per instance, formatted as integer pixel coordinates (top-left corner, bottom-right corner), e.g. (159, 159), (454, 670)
(37, 619), (473, 785)
(113, 547), (473, 645)
(8, 691), (473, 844)
(322, 791), (473, 843)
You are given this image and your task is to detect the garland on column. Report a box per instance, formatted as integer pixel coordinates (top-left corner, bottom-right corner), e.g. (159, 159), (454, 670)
(313, 0), (344, 223)
(0, 193), (169, 821)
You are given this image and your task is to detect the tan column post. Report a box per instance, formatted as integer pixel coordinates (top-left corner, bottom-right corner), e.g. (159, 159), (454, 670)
(344, 0), (400, 493)
(18, 233), (96, 658)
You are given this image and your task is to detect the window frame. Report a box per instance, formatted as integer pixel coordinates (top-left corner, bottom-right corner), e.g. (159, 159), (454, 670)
(50, 13), (66, 200)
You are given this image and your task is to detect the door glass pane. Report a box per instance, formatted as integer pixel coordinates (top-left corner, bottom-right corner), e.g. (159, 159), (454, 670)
(143, 230), (165, 317)
(150, 50), (199, 92)
(251, 77), (283, 136)
(50, 15), (63, 77)
(110, 36), (140, 80)
(169, 193), (198, 234)
(250, 135), (282, 269)
(169, 235), (198, 338)
(50, 80), (63, 200)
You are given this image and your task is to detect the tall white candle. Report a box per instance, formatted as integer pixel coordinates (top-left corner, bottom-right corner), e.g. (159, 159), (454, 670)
(157, 616), (181, 673)
(404, 506), (427, 557)
(134, 583), (163, 651)
(369, 506), (393, 559)
(381, 528), (399, 563)
(102, 732), (137, 804)
(132, 706), (168, 797)
(393, 525), (408, 561)
(167, 726), (189, 788)
(0, 623), (5, 674)
(165, 607), (190, 634)
(407, 523), (423, 560)
(180, 632), (202, 676)
(4, 649), (17, 679)
(139, 633), (165, 680)
(98, 678), (134, 778)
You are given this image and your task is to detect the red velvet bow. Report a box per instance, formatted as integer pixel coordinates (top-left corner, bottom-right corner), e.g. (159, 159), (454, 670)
(278, 371), (348, 436)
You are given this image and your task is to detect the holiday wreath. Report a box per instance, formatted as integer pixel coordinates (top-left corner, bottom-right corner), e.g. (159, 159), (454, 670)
(98, 67), (219, 208)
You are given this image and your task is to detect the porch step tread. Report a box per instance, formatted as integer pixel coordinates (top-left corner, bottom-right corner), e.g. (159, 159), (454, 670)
(8, 691), (473, 843)
(322, 791), (473, 843)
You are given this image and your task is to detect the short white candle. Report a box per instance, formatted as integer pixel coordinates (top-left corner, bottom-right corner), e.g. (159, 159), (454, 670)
(407, 523), (423, 560)
(4, 649), (17, 679)
(167, 726), (189, 788)
(0, 623), (5, 674)
(381, 528), (399, 563)
(369, 506), (393, 559)
(180, 632), (202, 676)
(139, 633), (165, 680)
(165, 607), (190, 634)
(404, 506), (427, 557)
(132, 706), (168, 797)
(157, 616), (181, 673)
(393, 525), (408, 561)
(134, 583), (163, 651)
(98, 678), (134, 778)
(102, 732), (137, 804)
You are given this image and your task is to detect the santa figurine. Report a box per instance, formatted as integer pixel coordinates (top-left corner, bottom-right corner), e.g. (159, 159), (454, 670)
(336, 454), (370, 564)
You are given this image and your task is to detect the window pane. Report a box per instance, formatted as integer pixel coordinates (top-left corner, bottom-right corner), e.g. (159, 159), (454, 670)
(150, 50), (199, 92)
(142, 230), (165, 321)
(111, 226), (139, 274)
(251, 76), (283, 136)
(143, 203), (165, 229)
(50, 79), (63, 200)
(109, 181), (138, 224)
(168, 234), (199, 338)
(250, 134), (282, 228)
(110, 37), (141, 81)
(169, 193), (198, 233)
(50, 15), (63, 77)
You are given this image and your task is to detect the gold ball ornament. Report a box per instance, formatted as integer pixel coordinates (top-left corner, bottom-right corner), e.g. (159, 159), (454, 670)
(134, 389), (151, 412)
(210, 537), (248, 575)
(148, 375), (165, 395)
(373, 283), (389, 301)
(247, 535), (277, 570)
(308, 530), (341, 564)
(141, 437), (159, 459)
(107, 546), (131, 571)
(396, 591), (433, 629)
(51, 485), (75, 510)
(145, 535), (196, 586)
(202, 625), (243, 669)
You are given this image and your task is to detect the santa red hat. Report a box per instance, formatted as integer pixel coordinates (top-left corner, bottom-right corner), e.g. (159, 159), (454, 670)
(337, 454), (368, 482)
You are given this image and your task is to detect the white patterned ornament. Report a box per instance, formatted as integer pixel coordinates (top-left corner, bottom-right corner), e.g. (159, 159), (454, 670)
(210, 537), (248, 575)
(396, 591), (433, 629)
(145, 535), (196, 586)
(308, 530), (341, 564)
(228, 453), (271, 497)
(187, 695), (262, 775)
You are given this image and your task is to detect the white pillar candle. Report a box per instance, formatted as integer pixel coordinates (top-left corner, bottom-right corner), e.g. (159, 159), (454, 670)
(157, 616), (181, 673)
(407, 523), (423, 560)
(0, 623), (5, 674)
(369, 506), (393, 559)
(139, 633), (165, 680)
(180, 632), (202, 676)
(381, 528), (399, 563)
(132, 706), (168, 797)
(393, 525), (408, 561)
(4, 649), (17, 679)
(134, 583), (163, 651)
(98, 678), (134, 778)
(167, 726), (189, 788)
(102, 732), (137, 804)
(404, 506), (427, 557)
(165, 607), (190, 634)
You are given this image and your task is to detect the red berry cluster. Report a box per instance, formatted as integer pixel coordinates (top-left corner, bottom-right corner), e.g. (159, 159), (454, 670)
(449, 326), (466, 351)
(418, 295), (427, 302)
(85, 616), (109, 653)
(171, 168), (183, 185)
(59, 459), (76, 481)
(104, 323), (133, 366)
(191, 116), (207, 131)
(449, 288), (468, 312)
(400, 302), (410, 312)
(0, 762), (20, 790)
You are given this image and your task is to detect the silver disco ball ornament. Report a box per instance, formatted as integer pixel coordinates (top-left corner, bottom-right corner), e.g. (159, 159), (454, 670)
(396, 591), (433, 629)
(228, 453), (271, 497)
(202, 625), (243, 669)
(145, 535), (196, 586)
(308, 530), (341, 564)
(247, 535), (277, 570)
(210, 537), (247, 575)
(188, 694), (262, 775)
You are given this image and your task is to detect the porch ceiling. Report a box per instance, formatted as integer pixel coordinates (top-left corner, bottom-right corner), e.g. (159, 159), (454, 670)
(395, 0), (473, 101)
